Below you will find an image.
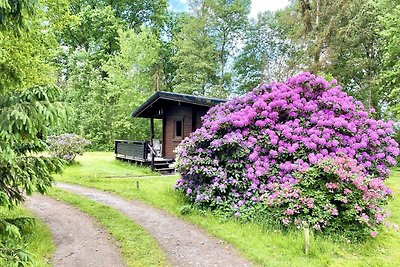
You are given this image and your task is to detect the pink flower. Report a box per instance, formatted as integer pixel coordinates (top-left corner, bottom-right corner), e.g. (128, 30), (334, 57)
(325, 183), (339, 190)
(284, 208), (295, 215)
(174, 72), (398, 238)
(331, 208), (339, 216)
(343, 188), (352, 195)
(370, 231), (378, 238)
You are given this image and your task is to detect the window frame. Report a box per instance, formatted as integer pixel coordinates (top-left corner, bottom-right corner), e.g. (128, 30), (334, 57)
(173, 118), (184, 140)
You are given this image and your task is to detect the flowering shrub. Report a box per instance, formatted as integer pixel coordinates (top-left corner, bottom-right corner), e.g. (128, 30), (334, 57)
(47, 134), (90, 163)
(174, 72), (399, 238)
(267, 155), (392, 239)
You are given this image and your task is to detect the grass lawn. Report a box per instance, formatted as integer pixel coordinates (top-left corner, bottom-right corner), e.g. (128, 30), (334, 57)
(48, 188), (168, 267)
(56, 152), (400, 267)
(0, 206), (55, 267)
(58, 151), (157, 179)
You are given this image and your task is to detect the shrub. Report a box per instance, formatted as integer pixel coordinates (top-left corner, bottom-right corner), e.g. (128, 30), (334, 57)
(174, 72), (399, 238)
(47, 134), (90, 163)
(266, 155), (392, 239)
(179, 205), (192, 215)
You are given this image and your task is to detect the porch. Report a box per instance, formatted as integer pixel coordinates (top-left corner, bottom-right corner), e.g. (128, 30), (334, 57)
(115, 91), (224, 172)
(114, 140), (174, 172)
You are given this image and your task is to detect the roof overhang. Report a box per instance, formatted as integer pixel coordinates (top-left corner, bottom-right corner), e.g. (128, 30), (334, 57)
(131, 91), (226, 118)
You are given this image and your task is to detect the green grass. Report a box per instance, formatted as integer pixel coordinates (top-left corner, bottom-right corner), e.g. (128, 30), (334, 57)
(58, 152), (157, 179)
(56, 152), (400, 266)
(48, 188), (168, 267)
(0, 206), (55, 267)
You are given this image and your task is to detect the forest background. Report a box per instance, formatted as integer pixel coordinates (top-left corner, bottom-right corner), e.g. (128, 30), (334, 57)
(2, 0), (400, 150)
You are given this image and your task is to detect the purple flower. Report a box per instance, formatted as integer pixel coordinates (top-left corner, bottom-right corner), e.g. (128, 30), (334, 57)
(173, 72), (398, 238)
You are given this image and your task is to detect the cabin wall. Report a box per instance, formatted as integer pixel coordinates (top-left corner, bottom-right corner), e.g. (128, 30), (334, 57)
(193, 107), (208, 130)
(163, 104), (193, 159)
(162, 104), (210, 159)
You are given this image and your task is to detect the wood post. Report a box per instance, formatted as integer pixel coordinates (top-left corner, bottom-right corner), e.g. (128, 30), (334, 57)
(304, 222), (310, 255)
(150, 116), (155, 171)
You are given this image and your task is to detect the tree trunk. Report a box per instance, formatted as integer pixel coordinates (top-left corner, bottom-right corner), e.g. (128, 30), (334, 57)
(316, 0), (321, 28)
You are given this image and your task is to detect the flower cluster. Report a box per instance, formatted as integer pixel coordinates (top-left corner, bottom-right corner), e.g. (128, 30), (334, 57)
(266, 155), (392, 238)
(47, 133), (90, 163)
(174, 73), (399, 237)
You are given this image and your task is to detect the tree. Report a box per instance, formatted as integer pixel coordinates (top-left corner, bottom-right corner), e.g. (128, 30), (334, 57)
(0, 0), (60, 93)
(63, 0), (168, 36)
(206, 0), (250, 96)
(0, 0), (64, 207)
(324, 1), (383, 114)
(105, 28), (163, 93)
(233, 11), (299, 94)
(171, 0), (251, 97)
(0, 0), (35, 32)
(108, 0), (168, 33)
(104, 27), (163, 142)
(295, 0), (354, 69)
(0, 0), (65, 264)
(378, 2), (400, 120)
(57, 5), (123, 68)
(0, 86), (64, 208)
(273, 0), (386, 115)
(172, 9), (217, 95)
(160, 11), (187, 91)
(58, 48), (112, 148)
(55, 0), (170, 148)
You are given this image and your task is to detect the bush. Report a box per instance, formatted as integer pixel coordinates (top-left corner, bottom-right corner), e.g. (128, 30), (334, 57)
(174, 72), (399, 238)
(179, 205), (192, 215)
(266, 155), (391, 239)
(47, 134), (90, 163)
(393, 126), (400, 166)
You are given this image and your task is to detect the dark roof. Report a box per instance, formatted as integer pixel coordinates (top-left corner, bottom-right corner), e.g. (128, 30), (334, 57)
(131, 91), (226, 118)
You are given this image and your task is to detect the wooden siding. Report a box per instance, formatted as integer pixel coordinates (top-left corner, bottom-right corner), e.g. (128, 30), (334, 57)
(161, 104), (210, 159)
(163, 104), (191, 159)
(193, 107), (208, 130)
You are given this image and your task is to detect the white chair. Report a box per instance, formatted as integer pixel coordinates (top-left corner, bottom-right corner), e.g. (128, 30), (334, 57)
(152, 139), (162, 157)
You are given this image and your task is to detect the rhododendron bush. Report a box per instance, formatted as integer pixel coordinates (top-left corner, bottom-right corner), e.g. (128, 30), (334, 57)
(174, 73), (399, 238)
(47, 133), (91, 163)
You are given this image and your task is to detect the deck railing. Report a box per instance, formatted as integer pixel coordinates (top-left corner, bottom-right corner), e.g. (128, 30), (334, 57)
(114, 140), (149, 160)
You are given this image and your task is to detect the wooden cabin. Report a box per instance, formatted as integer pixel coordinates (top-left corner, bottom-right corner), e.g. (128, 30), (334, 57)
(115, 91), (225, 171)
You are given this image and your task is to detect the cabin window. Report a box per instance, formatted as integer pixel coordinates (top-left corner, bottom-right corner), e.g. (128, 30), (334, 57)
(174, 120), (183, 139)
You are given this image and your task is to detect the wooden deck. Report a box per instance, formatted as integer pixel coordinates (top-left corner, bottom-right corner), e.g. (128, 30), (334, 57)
(114, 140), (175, 172)
(116, 154), (175, 173)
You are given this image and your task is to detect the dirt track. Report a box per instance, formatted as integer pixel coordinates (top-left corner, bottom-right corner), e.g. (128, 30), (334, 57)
(56, 182), (253, 267)
(25, 195), (125, 267)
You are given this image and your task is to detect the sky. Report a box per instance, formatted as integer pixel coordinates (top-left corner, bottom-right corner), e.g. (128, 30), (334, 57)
(168, 0), (290, 17)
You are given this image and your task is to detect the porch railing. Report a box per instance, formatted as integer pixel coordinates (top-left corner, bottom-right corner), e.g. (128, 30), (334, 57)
(114, 140), (149, 160)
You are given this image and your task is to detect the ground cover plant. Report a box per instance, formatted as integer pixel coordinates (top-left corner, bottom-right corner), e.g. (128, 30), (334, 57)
(175, 73), (399, 239)
(56, 152), (400, 266)
(48, 188), (168, 267)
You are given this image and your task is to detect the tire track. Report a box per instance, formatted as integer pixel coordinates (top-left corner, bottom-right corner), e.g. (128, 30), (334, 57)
(56, 182), (253, 267)
(25, 195), (125, 267)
